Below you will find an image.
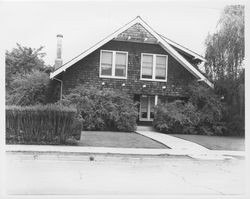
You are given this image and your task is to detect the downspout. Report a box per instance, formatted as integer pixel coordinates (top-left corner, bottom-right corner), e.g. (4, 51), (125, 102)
(52, 77), (63, 101)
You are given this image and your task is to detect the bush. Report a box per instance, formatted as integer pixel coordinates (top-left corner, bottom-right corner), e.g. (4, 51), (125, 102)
(153, 82), (226, 136)
(153, 100), (200, 134)
(221, 102), (245, 136)
(6, 70), (50, 106)
(187, 82), (226, 135)
(6, 104), (82, 145)
(187, 81), (223, 124)
(61, 86), (138, 132)
(226, 114), (245, 136)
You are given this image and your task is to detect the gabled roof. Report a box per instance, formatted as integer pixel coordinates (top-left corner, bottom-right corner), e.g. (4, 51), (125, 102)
(50, 16), (213, 88)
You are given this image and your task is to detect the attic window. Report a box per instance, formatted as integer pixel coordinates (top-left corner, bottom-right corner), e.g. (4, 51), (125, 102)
(141, 53), (168, 81)
(100, 50), (128, 79)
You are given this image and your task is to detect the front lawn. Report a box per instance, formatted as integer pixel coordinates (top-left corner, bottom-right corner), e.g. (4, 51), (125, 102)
(170, 134), (244, 151)
(78, 131), (168, 149)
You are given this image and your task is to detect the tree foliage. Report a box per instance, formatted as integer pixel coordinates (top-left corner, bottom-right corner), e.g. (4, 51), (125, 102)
(204, 5), (245, 136)
(205, 5), (244, 80)
(5, 44), (58, 105)
(5, 43), (47, 92)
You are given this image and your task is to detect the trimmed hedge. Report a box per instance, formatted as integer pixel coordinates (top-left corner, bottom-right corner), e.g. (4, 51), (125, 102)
(61, 86), (138, 132)
(6, 105), (82, 145)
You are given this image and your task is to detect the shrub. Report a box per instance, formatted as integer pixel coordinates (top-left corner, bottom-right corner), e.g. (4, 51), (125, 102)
(6, 104), (82, 145)
(221, 102), (245, 136)
(61, 86), (138, 132)
(153, 100), (200, 134)
(153, 82), (227, 136)
(187, 81), (223, 124)
(186, 81), (225, 135)
(226, 114), (245, 136)
(6, 70), (50, 106)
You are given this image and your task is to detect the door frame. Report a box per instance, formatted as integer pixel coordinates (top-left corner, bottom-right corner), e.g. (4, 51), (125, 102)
(139, 95), (158, 121)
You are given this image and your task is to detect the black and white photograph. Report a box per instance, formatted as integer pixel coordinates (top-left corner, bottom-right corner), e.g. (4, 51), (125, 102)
(0, 0), (248, 198)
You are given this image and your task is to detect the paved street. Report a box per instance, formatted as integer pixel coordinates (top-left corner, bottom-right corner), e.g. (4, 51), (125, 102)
(5, 151), (245, 196)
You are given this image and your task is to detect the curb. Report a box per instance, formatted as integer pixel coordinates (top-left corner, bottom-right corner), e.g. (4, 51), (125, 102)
(5, 145), (245, 160)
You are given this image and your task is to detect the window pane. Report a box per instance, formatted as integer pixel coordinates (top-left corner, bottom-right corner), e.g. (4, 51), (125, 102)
(156, 56), (166, 79)
(149, 96), (155, 119)
(101, 65), (112, 76)
(156, 56), (166, 65)
(142, 55), (153, 79)
(101, 51), (112, 64)
(115, 53), (126, 77)
(115, 67), (125, 76)
(156, 68), (166, 78)
(116, 53), (126, 65)
(140, 96), (148, 119)
(143, 55), (153, 63)
(101, 51), (112, 76)
(142, 66), (153, 75)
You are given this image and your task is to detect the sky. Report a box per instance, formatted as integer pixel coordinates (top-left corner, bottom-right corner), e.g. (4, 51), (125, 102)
(0, 1), (244, 66)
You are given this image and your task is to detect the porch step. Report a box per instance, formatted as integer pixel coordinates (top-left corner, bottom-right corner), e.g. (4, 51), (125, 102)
(136, 125), (154, 132)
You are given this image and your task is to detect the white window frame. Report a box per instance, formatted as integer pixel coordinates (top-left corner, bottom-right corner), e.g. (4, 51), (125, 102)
(140, 53), (168, 82)
(99, 50), (128, 79)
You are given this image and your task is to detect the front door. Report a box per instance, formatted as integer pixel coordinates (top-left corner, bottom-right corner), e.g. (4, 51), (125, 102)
(140, 95), (155, 121)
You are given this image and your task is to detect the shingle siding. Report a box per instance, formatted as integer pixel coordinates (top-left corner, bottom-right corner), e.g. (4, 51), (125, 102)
(114, 23), (158, 44)
(61, 40), (195, 97)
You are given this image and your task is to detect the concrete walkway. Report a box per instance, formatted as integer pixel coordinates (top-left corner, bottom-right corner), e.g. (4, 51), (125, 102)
(136, 130), (245, 159)
(137, 130), (210, 152)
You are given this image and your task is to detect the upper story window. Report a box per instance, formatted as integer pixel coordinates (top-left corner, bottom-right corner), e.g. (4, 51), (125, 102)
(141, 53), (168, 81)
(100, 50), (128, 79)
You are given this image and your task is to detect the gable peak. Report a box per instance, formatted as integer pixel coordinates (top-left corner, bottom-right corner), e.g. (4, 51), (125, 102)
(114, 18), (157, 44)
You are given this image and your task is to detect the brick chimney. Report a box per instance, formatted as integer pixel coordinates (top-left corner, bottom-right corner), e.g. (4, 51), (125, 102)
(54, 34), (63, 69)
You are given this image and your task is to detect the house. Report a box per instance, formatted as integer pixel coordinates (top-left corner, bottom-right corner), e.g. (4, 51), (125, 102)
(50, 16), (213, 123)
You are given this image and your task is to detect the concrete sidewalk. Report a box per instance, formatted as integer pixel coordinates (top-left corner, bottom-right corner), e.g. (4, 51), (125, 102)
(5, 144), (170, 156)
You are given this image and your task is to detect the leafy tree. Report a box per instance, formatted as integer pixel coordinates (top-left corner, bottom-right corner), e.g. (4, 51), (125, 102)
(205, 5), (244, 81)
(5, 43), (47, 92)
(204, 5), (245, 136)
